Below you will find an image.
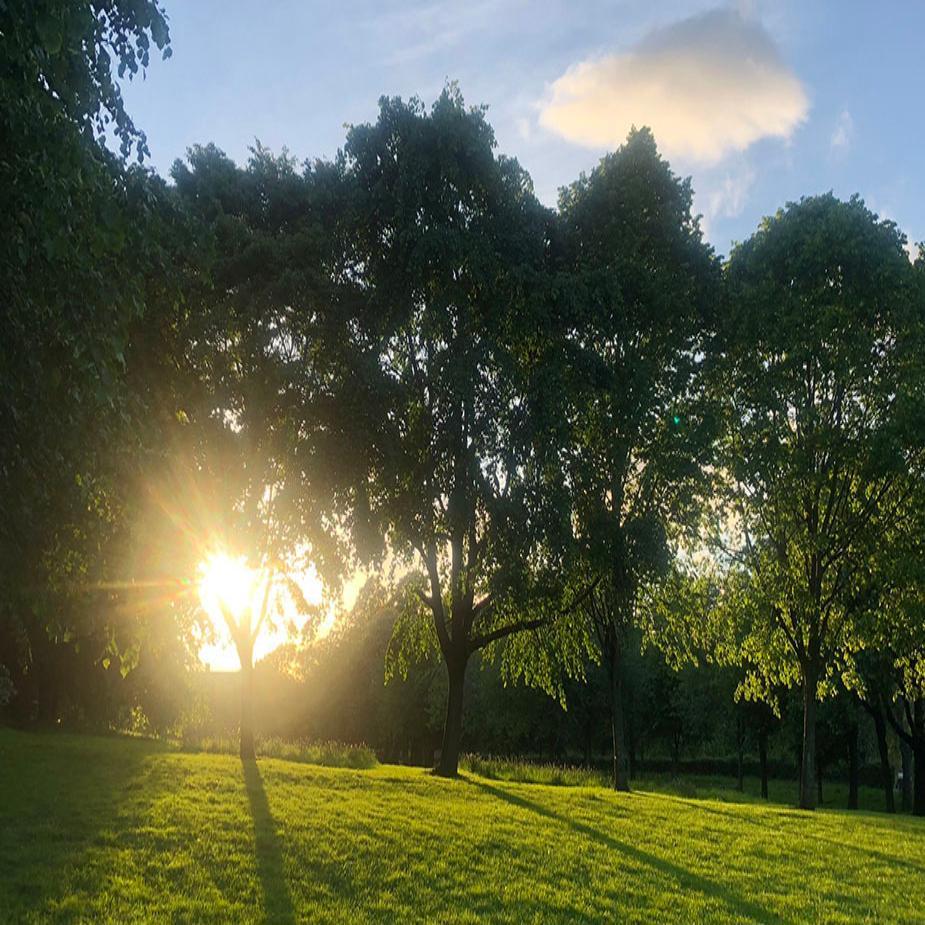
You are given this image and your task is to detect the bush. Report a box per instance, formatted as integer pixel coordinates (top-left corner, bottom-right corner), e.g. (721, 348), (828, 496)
(180, 734), (378, 770)
(461, 755), (608, 788)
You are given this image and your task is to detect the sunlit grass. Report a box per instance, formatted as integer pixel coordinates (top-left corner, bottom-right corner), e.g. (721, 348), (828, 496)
(2, 729), (923, 923)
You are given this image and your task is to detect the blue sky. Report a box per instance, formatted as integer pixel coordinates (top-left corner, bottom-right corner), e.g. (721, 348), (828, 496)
(122, 0), (925, 256)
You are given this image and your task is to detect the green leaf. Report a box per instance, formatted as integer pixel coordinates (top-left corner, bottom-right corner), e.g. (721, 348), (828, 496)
(36, 16), (63, 56)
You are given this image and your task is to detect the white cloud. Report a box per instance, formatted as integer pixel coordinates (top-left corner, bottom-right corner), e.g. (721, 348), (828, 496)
(830, 109), (853, 152)
(538, 7), (809, 165)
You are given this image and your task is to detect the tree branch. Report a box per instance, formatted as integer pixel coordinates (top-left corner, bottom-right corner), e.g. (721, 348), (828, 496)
(468, 577), (600, 653)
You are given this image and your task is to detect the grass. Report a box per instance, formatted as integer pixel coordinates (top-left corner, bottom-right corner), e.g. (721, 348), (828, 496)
(180, 734), (378, 769)
(1, 729), (923, 923)
(460, 755), (897, 813)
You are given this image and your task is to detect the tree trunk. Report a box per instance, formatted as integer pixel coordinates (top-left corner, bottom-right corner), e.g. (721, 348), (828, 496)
(628, 721), (637, 780)
(436, 653), (468, 777)
(799, 665), (818, 810)
(735, 715), (745, 792)
(913, 742), (925, 818)
(901, 738), (913, 812)
(758, 729), (769, 799)
(239, 655), (255, 761)
(607, 637), (630, 792)
(847, 719), (859, 810)
(913, 699), (925, 818)
(870, 702), (895, 813)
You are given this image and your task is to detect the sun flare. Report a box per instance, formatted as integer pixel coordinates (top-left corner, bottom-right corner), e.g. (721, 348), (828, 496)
(195, 551), (334, 671)
(198, 552), (257, 629)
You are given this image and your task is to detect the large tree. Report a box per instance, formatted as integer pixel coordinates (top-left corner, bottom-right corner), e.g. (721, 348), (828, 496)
(0, 0), (182, 723)
(168, 141), (345, 758)
(550, 129), (718, 790)
(318, 90), (594, 776)
(719, 194), (925, 810)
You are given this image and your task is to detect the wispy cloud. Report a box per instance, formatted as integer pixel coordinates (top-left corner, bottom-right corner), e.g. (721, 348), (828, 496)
(695, 161), (756, 243)
(706, 165), (756, 220)
(369, 0), (515, 66)
(539, 7), (809, 165)
(830, 109), (853, 152)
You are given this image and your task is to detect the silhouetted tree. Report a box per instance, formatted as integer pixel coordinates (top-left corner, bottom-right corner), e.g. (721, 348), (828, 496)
(548, 129), (718, 790)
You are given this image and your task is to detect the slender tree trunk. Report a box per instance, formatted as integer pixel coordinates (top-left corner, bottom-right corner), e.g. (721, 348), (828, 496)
(436, 652), (468, 777)
(913, 700), (925, 818)
(799, 664), (818, 810)
(901, 738), (913, 812)
(913, 743), (925, 818)
(735, 715), (745, 792)
(607, 636), (630, 792)
(870, 702), (895, 813)
(239, 652), (255, 761)
(628, 720), (637, 780)
(758, 729), (769, 799)
(847, 720), (859, 810)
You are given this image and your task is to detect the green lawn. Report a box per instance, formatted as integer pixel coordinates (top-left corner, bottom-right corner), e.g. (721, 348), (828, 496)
(1, 730), (923, 924)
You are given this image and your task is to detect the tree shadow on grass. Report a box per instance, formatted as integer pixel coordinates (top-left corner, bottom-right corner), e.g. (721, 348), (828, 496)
(465, 777), (792, 925)
(242, 758), (296, 924)
(643, 791), (925, 877)
(0, 731), (169, 917)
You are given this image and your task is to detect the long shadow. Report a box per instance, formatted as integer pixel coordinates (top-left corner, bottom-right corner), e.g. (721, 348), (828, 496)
(0, 729), (168, 917)
(465, 777), (792, 925)
(242, 758), (296, 924)
(640, 791), (925, 877)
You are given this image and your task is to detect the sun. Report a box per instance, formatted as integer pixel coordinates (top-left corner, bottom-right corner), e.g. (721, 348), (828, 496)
(195, 550), (334, 671)
(198, 552), (257, 629)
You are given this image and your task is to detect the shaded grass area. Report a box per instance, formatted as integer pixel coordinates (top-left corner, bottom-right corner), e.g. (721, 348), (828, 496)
(1, 729), (923, 923)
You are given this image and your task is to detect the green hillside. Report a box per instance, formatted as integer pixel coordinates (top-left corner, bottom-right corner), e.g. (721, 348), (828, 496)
(2, 730), (923, 924)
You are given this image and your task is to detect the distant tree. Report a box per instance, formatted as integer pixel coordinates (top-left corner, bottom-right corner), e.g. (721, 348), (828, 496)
(549, 129), (718, 790)
(718, 195), (925, 810)
(854, 513), (925, 816)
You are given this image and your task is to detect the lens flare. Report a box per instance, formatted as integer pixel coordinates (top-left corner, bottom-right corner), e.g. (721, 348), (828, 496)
(198, 552), (256, 628)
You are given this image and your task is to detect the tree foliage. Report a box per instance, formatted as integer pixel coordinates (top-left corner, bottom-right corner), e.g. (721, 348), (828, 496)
(716, 194), (925, 808)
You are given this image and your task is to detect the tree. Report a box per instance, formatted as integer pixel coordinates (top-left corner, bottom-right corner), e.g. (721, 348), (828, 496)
(168, 141), (356, 758)
(317, 89), (596, 777)
(207, 554), (311, 760)
(855, 510), (925, 816)
(550, 129), (718, 790)
(0, 0), (182, 724)
(718, 194), (925, 810)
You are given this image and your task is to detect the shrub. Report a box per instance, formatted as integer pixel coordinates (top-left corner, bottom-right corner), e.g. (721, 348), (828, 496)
(460, 755), (607, 788)
(180, 735), (378, 770)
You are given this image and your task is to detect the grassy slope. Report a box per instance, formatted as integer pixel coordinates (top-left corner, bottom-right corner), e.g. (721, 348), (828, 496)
(1, 730), (923, 924)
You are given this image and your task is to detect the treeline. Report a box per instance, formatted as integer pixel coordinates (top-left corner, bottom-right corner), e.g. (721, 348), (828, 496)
(208, 607), (914, 812)
(1, 1), (924, 818)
